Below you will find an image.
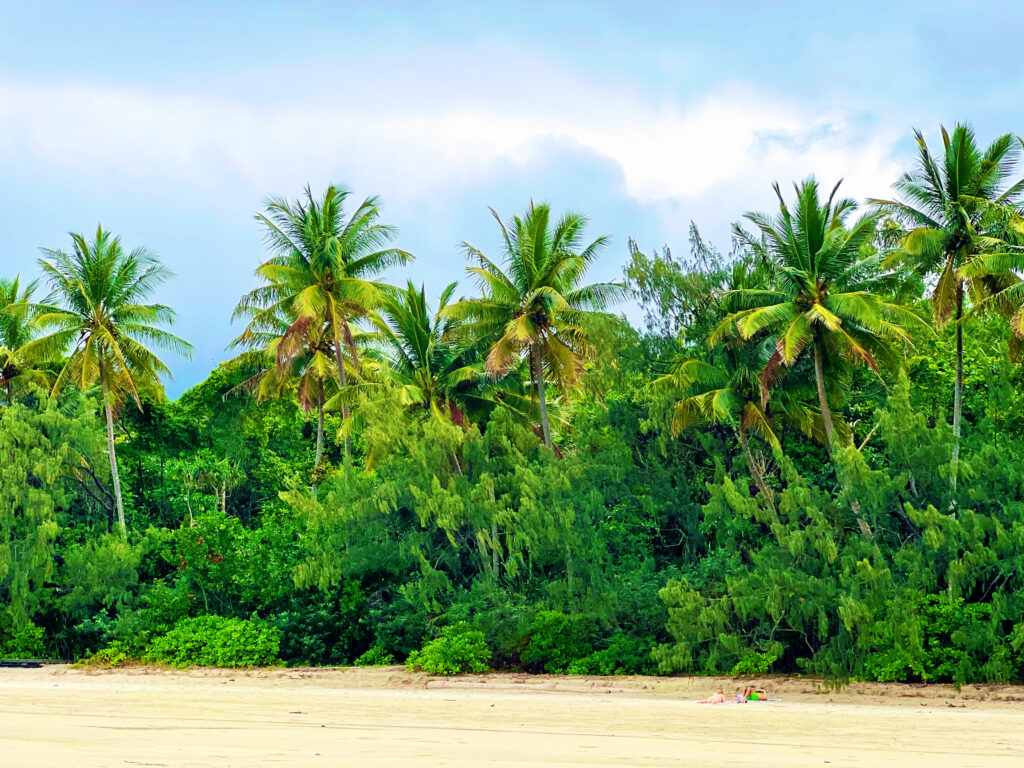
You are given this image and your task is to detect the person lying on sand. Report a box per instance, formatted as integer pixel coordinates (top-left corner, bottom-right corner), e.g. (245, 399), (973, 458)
(697, 689), (727, 704)
(738, 685), (767, 702)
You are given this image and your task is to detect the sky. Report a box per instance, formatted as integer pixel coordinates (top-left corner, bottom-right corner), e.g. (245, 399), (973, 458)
(2, 1), (1023, 394)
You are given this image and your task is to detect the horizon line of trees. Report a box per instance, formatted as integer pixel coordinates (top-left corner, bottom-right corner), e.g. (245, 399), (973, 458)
(5, 122), (1022, 524)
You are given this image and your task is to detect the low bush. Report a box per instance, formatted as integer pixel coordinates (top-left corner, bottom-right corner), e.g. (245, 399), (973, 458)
(405, 623), (491, 675)
(269, 583), (370, 666)
(0, 619), (45, 660)
(566, 633), (657, 676)
(143, 615), (281, 668)
(520, 610), (594, 673)
(729, 647), (781, 678)
(354, 645), (397, 667)
(863, 595), (1010, 684)
(77, 640), (134, 668)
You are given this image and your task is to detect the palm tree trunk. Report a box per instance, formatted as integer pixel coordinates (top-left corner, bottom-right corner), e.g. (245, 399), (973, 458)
(101, 375), (127, 535)
(334, 340), (352, 459)
(737, 424), (774, 509)
(313, 389), (325, 496)
(950, 285), (964, 497)
(532, 345), (552, 448)
(813, 331), (835, 455)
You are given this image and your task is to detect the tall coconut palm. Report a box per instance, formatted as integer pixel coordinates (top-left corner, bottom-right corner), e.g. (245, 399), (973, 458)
(231, 301), (338, 492)
(442, 202), (624, 448)
(27, 227), (192, 534)
(716, 178), (925, 454)
(0, 276), (50, 404)
(233, 185), (411, 457)
(649, 262), (834, 503)
(343, 280), (516, 426)
(871, 125), (1024, 491)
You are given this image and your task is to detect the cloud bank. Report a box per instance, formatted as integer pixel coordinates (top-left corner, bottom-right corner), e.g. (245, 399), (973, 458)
(0, 67), (908, 391)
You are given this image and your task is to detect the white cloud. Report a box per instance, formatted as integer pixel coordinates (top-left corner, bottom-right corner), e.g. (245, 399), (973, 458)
(0, 75), (904, 216)
(0, 69), (916, 393)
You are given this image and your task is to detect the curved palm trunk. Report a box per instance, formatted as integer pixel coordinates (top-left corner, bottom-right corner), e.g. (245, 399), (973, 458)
(813, 331), (835, 455)
(531, 345), (552, 449)
(101, 375), (127, 535)
(312, 388), (325, 497)
(334, 340), (352, 459)
(950, 285), (964, 497)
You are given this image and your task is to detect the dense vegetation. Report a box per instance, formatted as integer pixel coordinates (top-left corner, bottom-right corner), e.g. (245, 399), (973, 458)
(3, 124), (1024, 684)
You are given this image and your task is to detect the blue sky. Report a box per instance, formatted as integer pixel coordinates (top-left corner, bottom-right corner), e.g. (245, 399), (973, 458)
(2, 1), (1022, 394)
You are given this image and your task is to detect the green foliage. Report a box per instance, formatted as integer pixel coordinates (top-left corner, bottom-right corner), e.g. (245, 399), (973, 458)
(354, 645), (397, 667)
(77, 639), (133, 668)
(405, 622), (492, 676)
(520, 611), (595, 673)
(656, 372), (1024, 683)
(863, 596), (1011, 685)
(730, 649), (781, 678)
(624, 224), (730, 343)
(6, 167), (1024, 686)
(1, 396), (105, 639)
(566, 633), (656, 676)
(0, 613), (45, 659)
(269, 583), (370, 666)
(143, 615), (281, 668)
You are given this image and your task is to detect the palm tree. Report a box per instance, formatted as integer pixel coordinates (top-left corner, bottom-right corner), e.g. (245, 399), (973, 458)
(0, 276), (50, 404)
(231, 301), (338, 492)
(27, 227), (192, 534)
(717, 178), (925, 454)
(442, 202), (625, 448)
(233, 185), (411, 457)
(871, 125), (1024, 491)
(344, 280), (515, 426)
(649, 263), (831, 503)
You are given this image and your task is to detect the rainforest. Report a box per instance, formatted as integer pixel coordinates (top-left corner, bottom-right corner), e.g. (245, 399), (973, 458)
(3, 123), (1024, 686)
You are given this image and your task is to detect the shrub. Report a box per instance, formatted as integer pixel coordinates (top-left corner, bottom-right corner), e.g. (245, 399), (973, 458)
(144, 615), (281, 668)
(566, 634), (657, 676)
(520, 610), (594, 673)
(405, 623), (491, 675)
(77, 640), (134, 668)
(863, 595), (1006, 684)
(367, 600), (429, 659)
(729, 647), (781, 678)
(0, 620), (45, 660)
(354, 645), (397, 667)
(270, 583), (370, 666)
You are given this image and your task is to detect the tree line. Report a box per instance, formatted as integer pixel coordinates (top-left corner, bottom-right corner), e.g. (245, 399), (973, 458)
(3, 123), (1024, 682)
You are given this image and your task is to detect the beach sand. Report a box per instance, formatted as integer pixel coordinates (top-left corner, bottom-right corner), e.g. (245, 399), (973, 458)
(2, 665), (1024, 767)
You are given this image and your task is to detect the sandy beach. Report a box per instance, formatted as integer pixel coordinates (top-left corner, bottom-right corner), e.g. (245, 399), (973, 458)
(2, 666), (1024, 767)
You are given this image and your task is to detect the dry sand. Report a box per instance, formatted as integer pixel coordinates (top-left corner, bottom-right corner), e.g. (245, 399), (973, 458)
(2, 666), (1024, 767)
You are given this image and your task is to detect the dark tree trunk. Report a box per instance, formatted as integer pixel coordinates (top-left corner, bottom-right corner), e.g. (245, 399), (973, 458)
(532, 345), (552, 449)
(738, 423), (774, 509)
(950, 284), (964, 497)
(813, 331), (835, 454)
(334, 339), (352, 459)
(313, 388), (325, 497)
